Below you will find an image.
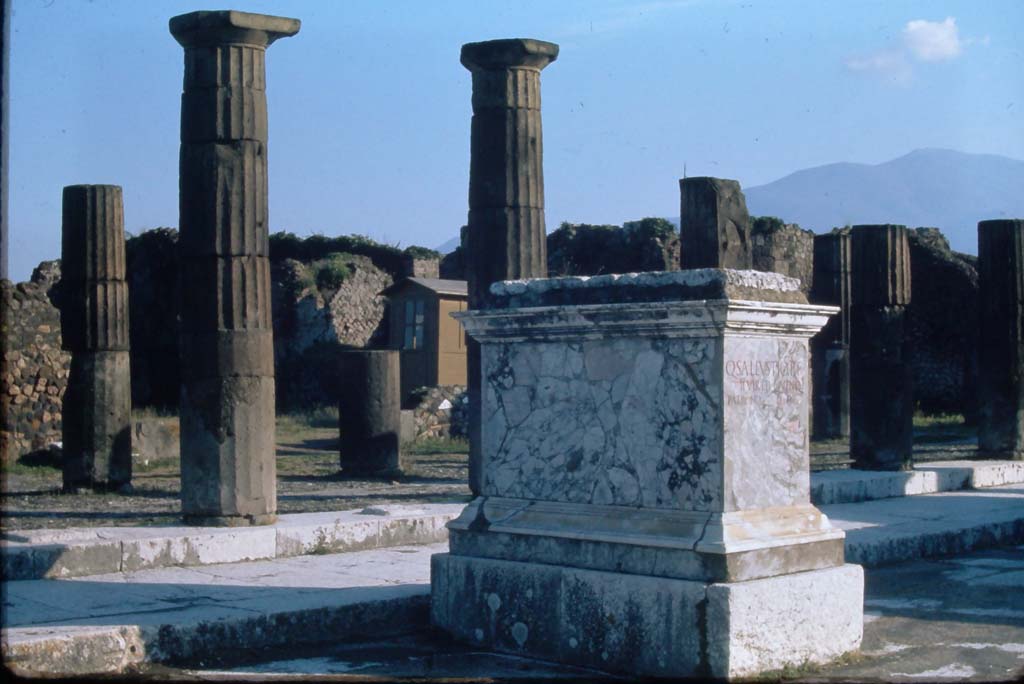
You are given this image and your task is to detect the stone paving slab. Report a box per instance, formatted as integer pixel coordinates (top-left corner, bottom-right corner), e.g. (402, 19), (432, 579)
(811, 460), (1024, 505)
(825, 483), (1024, 566)
(1, 503), (463, 580)
(3, 487), (1024, 676)
(2, 543), (443, 677)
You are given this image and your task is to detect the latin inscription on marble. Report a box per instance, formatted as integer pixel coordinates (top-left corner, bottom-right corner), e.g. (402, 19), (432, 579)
(724, 358), (804, 405)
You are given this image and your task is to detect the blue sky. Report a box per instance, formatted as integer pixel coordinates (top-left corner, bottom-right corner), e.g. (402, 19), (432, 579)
(7, 0), (1023, 281)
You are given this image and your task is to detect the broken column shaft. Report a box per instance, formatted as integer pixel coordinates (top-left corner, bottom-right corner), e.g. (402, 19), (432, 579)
(171, 10), (299, 525)
(338, 350), (402, 476)
(60, 184), (132, 491)
(810, 231), (851, 439)
(849, 224), (913, 470)
(679, 177), (753, 269)
(461, 38), (558, 494)
(977, 219), (1024, 460)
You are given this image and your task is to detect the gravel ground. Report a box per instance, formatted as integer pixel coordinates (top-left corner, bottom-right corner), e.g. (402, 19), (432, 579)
(0, 426), (472, 531)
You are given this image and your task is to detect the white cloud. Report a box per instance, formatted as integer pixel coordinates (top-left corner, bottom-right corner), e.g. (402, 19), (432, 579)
(845, 50), (913, 84)
(903, 17), (962, 62)
(845, 16), (971, 84)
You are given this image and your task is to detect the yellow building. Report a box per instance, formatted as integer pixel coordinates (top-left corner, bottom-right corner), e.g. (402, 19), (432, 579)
(381, 278), (468, 401)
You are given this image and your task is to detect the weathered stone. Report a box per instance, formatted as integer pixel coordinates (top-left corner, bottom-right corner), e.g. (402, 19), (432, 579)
(59, 185), (131, 489)
(179, 374), (277, 525)
(849, 224), (913, 471)
(433, 269), (862, 677)
(811, 231), (851, 439)
(851, 224), (911, 307)
(338, 350), (402, 476)
(59, 185), (126, 282)
(750, 217), (814, 293)
(461, 38), (557, 495)
(61, 351), (131, 491)
(172, 9), (298, 526)
(679, 177), (752, 270)
(977, 219), (1024, 459)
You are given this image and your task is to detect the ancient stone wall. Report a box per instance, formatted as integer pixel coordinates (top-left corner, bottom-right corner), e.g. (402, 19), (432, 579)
(751, 217), (815, 294)
(407, 384), (468, 440)
(546, 218), (680, 277)
(906, 227), (979, 419)
(1, 262), (69, 460)
(272, 254), (393, 409)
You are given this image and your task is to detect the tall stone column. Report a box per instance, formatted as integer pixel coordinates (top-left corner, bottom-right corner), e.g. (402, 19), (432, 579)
(170, 10), (299, 526)
(461, 38), (558, 494)
(60, 185), (132, 492)
(849, 224), (913, 470)
(810, 231), (851, 439)
(679, 177), (753, 269)
(977, 219), (1024, 460)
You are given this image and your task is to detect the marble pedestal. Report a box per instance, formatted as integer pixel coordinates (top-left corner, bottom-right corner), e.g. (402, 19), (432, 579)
(431, 270), (864, 679)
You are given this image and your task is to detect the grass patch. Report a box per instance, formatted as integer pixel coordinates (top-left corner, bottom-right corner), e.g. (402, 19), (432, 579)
(404, 436), (469, 455)
(913, 411), (964, 428)
(133, 406), (179, 420)
(277, 406), (339, 435)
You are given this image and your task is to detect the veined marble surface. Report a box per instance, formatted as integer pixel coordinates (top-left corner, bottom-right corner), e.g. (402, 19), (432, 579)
(482, 336), (725, 510)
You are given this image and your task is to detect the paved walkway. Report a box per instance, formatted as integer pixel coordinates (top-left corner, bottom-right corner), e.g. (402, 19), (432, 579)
(3, 481), (1024, 678)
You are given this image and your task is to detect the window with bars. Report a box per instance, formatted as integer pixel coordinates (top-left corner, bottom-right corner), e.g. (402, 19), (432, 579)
(403, 299), (425, 349)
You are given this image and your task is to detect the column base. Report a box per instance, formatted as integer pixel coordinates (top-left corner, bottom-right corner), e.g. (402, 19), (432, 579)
(431, 553), (863, 679)
(182, 513), (278, 527)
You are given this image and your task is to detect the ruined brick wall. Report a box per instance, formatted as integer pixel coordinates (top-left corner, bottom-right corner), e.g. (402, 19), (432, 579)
(1, 263), (70, 460)
(272, 254), (393, 409)
(408, 384), (468, 440)
(751, 217), (815, 294)
(547, 218), (680, 277)
(907, 228), (979, 419)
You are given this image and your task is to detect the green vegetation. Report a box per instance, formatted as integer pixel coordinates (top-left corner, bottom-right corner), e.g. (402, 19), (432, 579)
(750, 215), (786, 234)
(912, 411), (964, 428)
(312, 252), (354, 291)
(269, 231), (439, 279)
(404, 436), (469, 455)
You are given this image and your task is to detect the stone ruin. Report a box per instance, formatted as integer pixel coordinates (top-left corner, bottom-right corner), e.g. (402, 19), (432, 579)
(171, 9), (299, 526)
(59, 184), (132, 492)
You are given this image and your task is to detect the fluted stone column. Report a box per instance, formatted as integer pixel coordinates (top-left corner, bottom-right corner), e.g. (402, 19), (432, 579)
(338, 350), (402, 476)
(461, 38), (558, 494)
(679, 177), (753, 269)
(978, 219), (1024, 460)
(171, 10), (299, 526)
(849, 224), (913, 470)
(60, 185), (131, 491)
(811, 231), (851, 439)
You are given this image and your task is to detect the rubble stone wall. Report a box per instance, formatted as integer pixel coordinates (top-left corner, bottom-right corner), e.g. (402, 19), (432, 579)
(1, 263), (70, 460)
(751, 217), (815, 294)
(408, 384), (468, 440)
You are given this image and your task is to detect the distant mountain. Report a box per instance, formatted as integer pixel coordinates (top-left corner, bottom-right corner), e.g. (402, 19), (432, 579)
(741, 148), (1024, 254)
(435, 235), (461, 253)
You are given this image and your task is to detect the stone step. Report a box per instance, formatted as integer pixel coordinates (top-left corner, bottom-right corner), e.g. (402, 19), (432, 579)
(811, 460), (1024, 505)
(3, 486), (1023, 677)
(825, 482), (1024, 566)
(2, 542), (443, 677)
(1, 504), (463, 581)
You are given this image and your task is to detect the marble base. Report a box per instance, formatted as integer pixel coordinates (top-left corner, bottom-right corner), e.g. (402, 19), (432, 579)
(431, 553), (863, 679)
(447, 496), (845, 582)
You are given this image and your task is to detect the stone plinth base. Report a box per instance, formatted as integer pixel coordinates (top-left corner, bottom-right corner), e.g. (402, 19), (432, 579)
(432, 553), (863, 679)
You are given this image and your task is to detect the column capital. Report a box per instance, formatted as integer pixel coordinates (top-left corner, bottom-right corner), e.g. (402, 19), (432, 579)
(461, 38), (558, 72)
(170, 10), (300, 49)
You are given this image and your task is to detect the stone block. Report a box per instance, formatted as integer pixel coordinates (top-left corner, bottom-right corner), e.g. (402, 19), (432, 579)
(432, 553), (863, 679)
(183, 43), (267, 89)
(132, 416), (180, 466)
(704, 563), (863, 677)
(60, 185), (126, 282)
(468, 109), (545, 209)
(851, 224), (911, 307)
(59, 280), (130, 352)
(849, 305), (914, 470)
(178, 329), (274, 379)
(338, 350), (402, 475)
(169, 10), (300, 50)
(62, 350), (131, 491)
(179, 374), (276, 524)
(178, 141), (268, 257)
(811, 230), (851, 344)
(460, 38), (559, 73)
(179, 255), (272, 332)
(977, 219), (1023, 459)
(679, 177), (752, 269)
(180, 85), (268, 143)
(464, 211), (547, 302)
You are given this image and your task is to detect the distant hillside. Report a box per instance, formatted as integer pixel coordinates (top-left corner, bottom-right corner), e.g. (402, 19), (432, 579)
(741, 148), (1024, 254)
